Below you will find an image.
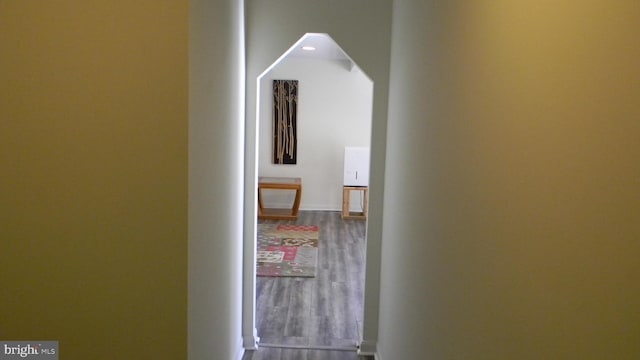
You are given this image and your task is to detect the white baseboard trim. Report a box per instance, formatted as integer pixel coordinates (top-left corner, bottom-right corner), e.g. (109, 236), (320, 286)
(300, 205), (342, 212)
(243, 328), (260, 350)
(358, 339), (377, 356)
(264, 203), (341, 212)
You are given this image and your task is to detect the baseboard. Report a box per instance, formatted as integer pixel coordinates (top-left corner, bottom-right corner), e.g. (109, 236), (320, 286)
(358, 339), (377, 356)
(300, 205), (341, 212)
(264, 203), (341, 212)
(243, 328), (259, 350)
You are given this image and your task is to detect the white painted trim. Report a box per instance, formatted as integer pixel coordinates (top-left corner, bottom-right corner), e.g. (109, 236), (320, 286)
(243, 328), (260, 350)
(358, 339), (377, 356)
(260, 202), (342, 212)
(300, 206), (342, 212)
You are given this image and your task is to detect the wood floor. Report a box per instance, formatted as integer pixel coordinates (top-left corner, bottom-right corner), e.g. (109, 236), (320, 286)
(243, 211), (371, 360)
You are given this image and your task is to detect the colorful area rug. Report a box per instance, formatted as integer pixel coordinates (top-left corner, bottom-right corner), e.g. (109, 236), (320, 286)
(257, 224), (319, 277)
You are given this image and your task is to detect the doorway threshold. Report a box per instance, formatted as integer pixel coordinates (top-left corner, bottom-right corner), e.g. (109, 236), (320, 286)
(258, 342), (357, 352)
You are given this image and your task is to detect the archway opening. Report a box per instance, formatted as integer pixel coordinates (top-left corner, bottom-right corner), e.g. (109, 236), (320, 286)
(250, 33), (374, 350)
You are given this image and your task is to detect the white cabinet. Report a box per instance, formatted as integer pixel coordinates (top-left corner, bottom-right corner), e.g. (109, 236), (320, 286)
(343, 147), (370, 187)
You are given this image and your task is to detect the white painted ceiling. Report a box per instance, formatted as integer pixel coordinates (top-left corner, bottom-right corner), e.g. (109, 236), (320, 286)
(286, 33), (351, 62)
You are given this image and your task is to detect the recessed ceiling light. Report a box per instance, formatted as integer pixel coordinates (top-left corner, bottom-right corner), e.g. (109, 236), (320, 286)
(302, 46), (316, 51)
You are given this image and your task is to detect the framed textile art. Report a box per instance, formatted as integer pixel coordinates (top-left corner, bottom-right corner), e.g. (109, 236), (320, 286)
(272, 80), (298, 164)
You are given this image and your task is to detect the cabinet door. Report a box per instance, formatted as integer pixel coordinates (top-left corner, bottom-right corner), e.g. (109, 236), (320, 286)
(344, 147), (370, 186)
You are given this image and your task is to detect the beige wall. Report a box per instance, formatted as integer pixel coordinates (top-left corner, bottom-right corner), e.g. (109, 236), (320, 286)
(0, 1), (188, 359)
(380, 1), (640, 359)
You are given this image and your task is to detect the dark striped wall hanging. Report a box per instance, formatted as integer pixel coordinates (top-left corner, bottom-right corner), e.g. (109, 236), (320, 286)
(272, 79), (298, 164)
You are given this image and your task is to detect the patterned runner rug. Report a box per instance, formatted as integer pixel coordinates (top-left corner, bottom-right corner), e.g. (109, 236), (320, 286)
(257, 224), (319, 277)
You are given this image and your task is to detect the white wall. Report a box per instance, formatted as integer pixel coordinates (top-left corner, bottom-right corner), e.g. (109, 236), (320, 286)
(259, 56), (372, 210)
(244, 0), (392, 353)
(189, 0), (245, 359)
(379, 1), (640, 359)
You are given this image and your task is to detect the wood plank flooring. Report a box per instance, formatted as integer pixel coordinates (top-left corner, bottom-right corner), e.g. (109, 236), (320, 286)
(243, 211), (369, 360)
